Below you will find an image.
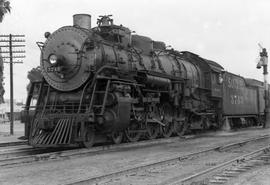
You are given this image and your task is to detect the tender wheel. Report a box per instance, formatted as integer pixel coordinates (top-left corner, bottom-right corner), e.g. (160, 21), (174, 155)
(83, 127), (95, 148)
(111, 131), (123, 144)
(125, 122), (142, 142)
(146, 123), (159, 139)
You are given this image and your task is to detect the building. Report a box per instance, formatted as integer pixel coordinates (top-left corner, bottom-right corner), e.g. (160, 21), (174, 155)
(0, 99), (24, 122)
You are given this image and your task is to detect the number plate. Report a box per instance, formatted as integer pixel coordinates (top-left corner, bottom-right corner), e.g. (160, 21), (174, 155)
(47, 67), (60, 72)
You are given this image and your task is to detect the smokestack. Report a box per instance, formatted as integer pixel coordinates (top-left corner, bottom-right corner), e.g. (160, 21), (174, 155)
(73, 14), (91, 29)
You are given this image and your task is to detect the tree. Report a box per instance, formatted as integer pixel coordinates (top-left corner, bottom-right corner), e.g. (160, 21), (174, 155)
(0, 0), (10, 102)
(0, 0), (11, 22)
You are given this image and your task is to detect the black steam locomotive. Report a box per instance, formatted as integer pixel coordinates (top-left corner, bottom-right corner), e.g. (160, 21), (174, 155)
(22, 14), (265, 148)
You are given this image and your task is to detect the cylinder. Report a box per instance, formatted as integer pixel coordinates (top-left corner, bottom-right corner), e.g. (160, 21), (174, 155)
(73, 14), (91, 29)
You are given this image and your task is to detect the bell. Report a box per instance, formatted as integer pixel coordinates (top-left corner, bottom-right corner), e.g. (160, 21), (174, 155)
(257, 63), (262, 69)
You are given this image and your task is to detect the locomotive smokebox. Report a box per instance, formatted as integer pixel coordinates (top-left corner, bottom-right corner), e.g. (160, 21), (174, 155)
(73, 14), (91, 29)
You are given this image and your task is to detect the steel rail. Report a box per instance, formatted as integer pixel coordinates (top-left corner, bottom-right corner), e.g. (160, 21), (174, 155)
(168, 145), (270, 185)
(0, 146), (47, 156)
(65, 134), (270, 185)
(0, 145), (31, 153)
(0, 136), (182, 167)
(0, 141), (27, 148)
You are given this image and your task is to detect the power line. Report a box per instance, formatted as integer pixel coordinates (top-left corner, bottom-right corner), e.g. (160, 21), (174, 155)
(0, 34), (25, 135)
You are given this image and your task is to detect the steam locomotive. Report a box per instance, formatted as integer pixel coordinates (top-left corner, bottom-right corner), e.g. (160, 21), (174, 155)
(22, 14), (265, 148)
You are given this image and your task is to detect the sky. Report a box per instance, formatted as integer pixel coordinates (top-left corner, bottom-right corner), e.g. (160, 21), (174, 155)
(1, 0), (270, 102)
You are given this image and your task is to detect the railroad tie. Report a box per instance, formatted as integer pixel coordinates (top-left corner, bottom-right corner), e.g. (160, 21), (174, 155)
(223, 170), (239, 175)
(258, 155), (270, 160)
(213, 176), (230, 180)
(218, 173), (236, 178)
(248, 159), (264, 163)
(209, 179), (227, 184)
(236, 166), (252, 170)
(242, 164), (255, 168)
(227, 168), (247, 172)
(244, 161), (261, 166)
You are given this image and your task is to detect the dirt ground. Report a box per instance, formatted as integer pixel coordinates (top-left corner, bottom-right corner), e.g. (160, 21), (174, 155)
(97, 137), (270, 185)
(1, 128), (270, 185)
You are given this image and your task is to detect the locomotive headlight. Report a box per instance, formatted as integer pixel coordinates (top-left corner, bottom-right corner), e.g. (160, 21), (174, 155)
(49, 54), (58, 65)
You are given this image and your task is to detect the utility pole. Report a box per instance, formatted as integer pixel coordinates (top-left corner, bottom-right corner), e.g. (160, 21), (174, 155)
(257, 44), (270, 128)
(0, 34), (25, 135)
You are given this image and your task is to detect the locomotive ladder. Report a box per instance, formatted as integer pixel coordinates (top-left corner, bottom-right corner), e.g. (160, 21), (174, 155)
(88, 78), (111, 116)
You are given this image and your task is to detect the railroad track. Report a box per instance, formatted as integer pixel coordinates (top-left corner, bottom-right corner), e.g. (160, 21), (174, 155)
(0, 126), (263, 166)
(65, 134), (270, 185)
(0, 144), (34, 155)
(0, 136), (183, 167)
(1, 132), (266, 168)
(0, 141), (27, 147)
(0, 145), (70, 161)
(168, 145), (270, 185)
